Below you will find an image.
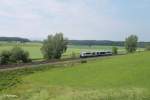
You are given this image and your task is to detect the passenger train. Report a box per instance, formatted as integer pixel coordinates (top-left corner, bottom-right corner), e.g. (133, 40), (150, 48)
(80, 51), (112, 58)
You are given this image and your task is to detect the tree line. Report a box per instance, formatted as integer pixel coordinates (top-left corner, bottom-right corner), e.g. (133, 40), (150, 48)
(0, 36), (149, 48)
(0, 37), (30, 42)
(69, 40), (150, 48)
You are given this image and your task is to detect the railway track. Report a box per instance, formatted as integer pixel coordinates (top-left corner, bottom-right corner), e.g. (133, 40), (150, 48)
(0, 58), (76, 70)
(0, 54), (124, 71)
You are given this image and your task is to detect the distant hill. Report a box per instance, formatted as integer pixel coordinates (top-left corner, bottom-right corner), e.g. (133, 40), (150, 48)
(0, 37), (30, 42)
(69, 40), (124, 46)
(0, 37), (149, 47)
(69, 40), (150, 47)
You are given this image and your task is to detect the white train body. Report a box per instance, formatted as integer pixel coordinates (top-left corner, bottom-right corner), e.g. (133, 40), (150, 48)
(80, 51), (112, 58)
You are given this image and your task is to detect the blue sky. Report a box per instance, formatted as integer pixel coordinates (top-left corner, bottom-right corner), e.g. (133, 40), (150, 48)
(0, 0), (150, 41)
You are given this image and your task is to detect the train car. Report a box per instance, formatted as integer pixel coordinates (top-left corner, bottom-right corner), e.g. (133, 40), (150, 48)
(80, 52), (94, 58)
(80, 51), (112, 58)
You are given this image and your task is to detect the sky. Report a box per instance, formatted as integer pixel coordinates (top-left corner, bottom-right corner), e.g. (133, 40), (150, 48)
(0, 0), (150, 41)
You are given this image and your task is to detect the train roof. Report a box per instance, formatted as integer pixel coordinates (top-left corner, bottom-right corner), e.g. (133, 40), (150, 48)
(81, 51), (112, 53)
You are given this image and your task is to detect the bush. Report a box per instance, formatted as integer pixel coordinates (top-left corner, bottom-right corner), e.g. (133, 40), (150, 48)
(81, 60), (87, 64)
(112, 47), (118, 55)
(0, 50), (11, 64)
(71, 52), (77, 59)
(0, 47), (31, 65)
(10, 47), (31, 63)
(145, 45), (150, 51)
(21, 51), (32, 63)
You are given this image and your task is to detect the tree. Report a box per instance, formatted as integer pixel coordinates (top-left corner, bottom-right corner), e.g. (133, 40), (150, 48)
(41, 33), (68, 59)
(112, 47), (118, 55)
(125, 35), (138, 53)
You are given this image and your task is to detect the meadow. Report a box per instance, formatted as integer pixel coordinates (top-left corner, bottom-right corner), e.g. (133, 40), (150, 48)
(0, 42), (42, 59)
(0, 42), (128, 59)
(0, 51), (150, 100)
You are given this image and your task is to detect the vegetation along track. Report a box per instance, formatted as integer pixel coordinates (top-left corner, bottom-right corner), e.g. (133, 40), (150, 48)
(0, 55), (118, 71)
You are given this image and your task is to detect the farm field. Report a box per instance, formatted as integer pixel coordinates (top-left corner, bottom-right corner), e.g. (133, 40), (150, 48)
(0, 42), (127, 59)
(0, 51), (150, 100)
(0, 42), (42, 59)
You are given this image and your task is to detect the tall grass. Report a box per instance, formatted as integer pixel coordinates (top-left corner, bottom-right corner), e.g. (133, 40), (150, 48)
(0, 86), (149, 100)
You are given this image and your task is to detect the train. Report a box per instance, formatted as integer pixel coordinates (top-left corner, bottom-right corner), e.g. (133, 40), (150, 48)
(80, 51), (112, 58)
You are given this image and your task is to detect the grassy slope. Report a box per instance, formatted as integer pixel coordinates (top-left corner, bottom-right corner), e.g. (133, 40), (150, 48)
(1, 52), (150, 100)
(25, 52), (150, 89)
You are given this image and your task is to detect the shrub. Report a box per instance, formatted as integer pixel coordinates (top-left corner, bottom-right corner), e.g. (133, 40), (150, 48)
(145, 45), (150, 51)
(0, 47), (31, 65)
(112, 47), (118, 55)
(71, 52), (77, 59)
(10, 47), (31, 63)
(81, 60), (87, 64)
(21, 51), (32, 63)
(0, 50), (11, 64)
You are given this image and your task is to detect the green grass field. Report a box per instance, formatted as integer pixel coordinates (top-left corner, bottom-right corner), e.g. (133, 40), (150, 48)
(0, 42), (145, 60)
(0, 51), (150, 100)
(0, 42), (43, 59)
(0, 42), (132, 59)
